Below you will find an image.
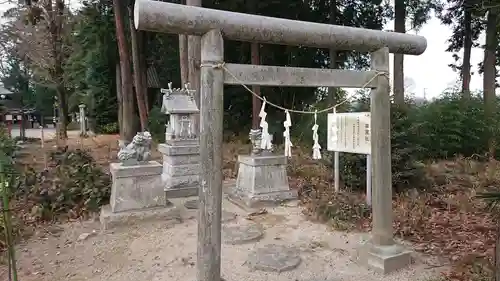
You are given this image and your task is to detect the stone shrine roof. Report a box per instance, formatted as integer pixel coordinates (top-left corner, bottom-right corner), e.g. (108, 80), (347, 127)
(161, 90), (199, 114)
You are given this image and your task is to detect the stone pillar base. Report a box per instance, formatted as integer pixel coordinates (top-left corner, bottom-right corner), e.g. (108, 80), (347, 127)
(158, 142), (200, 198)
(100, 161), (176, 229)
(226, 155), (297, 208)
(355, 238), (412, 274)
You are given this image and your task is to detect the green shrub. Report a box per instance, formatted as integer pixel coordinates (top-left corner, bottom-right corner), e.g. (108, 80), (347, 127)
(305, 189), (370, 230)
(147, 106), (166, 143)
(18, 148), (111, 220)
(414, 94), (490, 159)
(328, 92), (500, 192)
(339, 106), (428, 192)
(0, 126), (16, 159)
(99, 122), (119, 134)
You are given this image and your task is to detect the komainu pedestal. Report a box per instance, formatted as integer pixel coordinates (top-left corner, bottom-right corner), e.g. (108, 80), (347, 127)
(227, 155), (297, 208)
(100, 161), (180, 229)
(158, 141), (200, 198)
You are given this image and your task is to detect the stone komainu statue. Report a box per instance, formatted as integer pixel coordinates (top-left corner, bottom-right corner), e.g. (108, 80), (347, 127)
(117, 131), (152, 165)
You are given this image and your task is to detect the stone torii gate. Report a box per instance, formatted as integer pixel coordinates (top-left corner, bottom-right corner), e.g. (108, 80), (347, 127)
(134, 0), (427, 278)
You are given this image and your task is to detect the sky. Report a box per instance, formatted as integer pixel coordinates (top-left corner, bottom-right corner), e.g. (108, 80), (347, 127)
(390, 16), (485, 99)
(0, 1), (486, 100)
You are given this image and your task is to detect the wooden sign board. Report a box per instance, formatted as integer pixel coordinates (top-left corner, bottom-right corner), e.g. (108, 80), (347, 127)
(327, 112), (371, 155)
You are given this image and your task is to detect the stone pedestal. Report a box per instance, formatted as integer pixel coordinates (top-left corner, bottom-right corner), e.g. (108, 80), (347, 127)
(355, 238), (412, 274)
(158, 141), (200, 198)
(100, 161), (180, 229)
(227, 155), (297, 208)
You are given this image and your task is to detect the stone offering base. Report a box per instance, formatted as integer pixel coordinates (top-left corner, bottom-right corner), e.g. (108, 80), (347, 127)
(355, 238), (412, 274)
(227, 155), (297, 208)
(158, 142), (200, 198)
(100, 204), (181, 230)
(184, 199), (198, 209)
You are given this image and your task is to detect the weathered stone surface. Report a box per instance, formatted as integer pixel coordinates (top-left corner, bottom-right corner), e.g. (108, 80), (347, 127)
(158, 143), (200, 156)
(110, 161), (166, 213)
(355, 238), (412, 274)
(111, 161), (162, 178)
(163, 162), (200, 177)
(100, 204), (181, 230)
(165, 139), (199, 146)
(222, 223), (263, 245)
(134, 1), (427, 55)
(246, 244), (301, 272)
(117, 131), (153, 165)
(163, 174), (199, 190)
(227, 155), (297, 208)
(159, 143), (201, 199)
(162, 154), (200, 165)
(185, 202), (237, 222)
(221, 211), (237, 223)
(165, 187), (198, 198)
(239, 155), (286, 166)
(184, 199), (198, 209)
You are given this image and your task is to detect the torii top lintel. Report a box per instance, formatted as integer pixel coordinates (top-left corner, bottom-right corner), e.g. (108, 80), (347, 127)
(134, 0), (427, 56)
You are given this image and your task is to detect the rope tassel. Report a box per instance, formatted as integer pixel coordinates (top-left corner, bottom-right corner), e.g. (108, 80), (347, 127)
(312, 111), (321, 160)
(283, 110), (292, 157)
(259, 97), (273, 150)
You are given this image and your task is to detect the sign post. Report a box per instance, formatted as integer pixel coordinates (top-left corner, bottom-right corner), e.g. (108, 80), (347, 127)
(328, 112), (372, 205)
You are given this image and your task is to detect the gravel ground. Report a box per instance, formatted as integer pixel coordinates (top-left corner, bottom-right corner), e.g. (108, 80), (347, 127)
(1, 198), (446, 281)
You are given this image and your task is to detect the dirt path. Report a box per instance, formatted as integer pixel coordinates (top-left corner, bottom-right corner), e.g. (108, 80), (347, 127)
(1, 198), (446, 281)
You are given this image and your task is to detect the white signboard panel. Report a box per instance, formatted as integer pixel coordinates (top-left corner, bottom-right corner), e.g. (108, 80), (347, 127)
(327, 112), (371, 154)
(5, 115), (12, 121)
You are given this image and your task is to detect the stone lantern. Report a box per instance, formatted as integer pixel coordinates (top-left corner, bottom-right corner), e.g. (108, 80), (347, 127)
(158, 82), (200, 198)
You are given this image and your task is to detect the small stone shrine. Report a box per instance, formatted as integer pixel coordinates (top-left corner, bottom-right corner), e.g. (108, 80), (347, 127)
(158, 82), (200, 198)
(100, 131), (179, 229)
(226, 129), (297, 208)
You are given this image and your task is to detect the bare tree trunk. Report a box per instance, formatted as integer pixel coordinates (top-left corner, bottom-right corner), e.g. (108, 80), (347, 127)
(186, 0), (202, 133)
(180, 34), (189, 84)
(393, 0), (405, 106)
(129, 5), (148, 131)
(55, 83), (68, 139)
(186, 0), (201, 101)
(179, 0), (189, 85)
(483, 8), (497, 158)
(328, 0), (338, 105)
(116, 62), (123, 134)
(328, 0), (338, 186)
(113, 0), (135, 143)
(141, 32), (149, 111)
(462, 7), (472, 99)
(54, 0), (67, 139)
(45, 0), (68, 139)
(251, 43), (261, 129)
(248, 1), (261, 130)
